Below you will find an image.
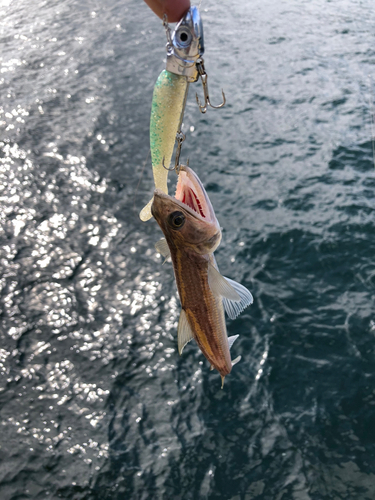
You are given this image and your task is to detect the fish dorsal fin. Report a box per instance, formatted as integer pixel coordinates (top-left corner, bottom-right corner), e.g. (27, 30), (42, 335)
(222, 277), (253, 320)
(228, 334), (239, 350)
(178, 309), (194, 355)
(232, 355), (241, 367)
(155, 238), (171, 263)
(207, 262), (240, 301)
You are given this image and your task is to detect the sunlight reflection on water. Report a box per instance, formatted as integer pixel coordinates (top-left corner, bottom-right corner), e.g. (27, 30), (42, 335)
(0, 0), (375, 498)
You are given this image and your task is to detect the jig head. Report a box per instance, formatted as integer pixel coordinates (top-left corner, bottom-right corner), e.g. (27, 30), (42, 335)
(164, 8), (226, 113)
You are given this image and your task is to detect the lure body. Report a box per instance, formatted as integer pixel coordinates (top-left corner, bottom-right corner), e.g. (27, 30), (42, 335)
(140, 7), (204, 221)
(139, 70), (188, 221)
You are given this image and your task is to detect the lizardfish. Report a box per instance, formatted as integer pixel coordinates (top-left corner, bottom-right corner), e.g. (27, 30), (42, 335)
(151, 166), (253, 388)
(140, 7), (204, 222)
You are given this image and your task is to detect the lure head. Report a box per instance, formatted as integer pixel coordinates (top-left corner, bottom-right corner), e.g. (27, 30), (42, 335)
(166, 6), (204, 82)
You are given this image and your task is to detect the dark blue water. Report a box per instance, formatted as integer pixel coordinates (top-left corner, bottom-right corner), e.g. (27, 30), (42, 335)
(1, 0), (375, 498)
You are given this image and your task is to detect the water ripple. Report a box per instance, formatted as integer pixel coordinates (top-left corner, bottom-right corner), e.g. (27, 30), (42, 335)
(1, 0), (375, 498)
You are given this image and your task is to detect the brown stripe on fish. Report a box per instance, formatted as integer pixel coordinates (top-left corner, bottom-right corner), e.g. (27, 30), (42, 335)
(186, 309), (215, 358)
(186, 305), (232, 376)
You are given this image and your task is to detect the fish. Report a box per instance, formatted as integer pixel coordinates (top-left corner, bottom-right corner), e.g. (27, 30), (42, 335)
(151, 166), (253, 387)
(140, 7), (204, 222)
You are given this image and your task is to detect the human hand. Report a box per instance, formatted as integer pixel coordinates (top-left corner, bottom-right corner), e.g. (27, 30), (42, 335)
(143, 0), (191, 23)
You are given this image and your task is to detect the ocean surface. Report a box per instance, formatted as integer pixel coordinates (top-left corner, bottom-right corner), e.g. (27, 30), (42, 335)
(1, 0), (375, 498)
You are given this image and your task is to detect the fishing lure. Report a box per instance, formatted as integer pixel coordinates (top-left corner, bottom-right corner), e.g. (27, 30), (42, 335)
(140, 6), (225, 221)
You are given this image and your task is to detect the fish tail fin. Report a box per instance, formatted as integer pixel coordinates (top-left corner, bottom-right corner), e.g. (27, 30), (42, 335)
(228, 337), (241, 368)
(232, 355), (241, 367)
(228, 334), (239, 350)
(220, 357), (241, 389)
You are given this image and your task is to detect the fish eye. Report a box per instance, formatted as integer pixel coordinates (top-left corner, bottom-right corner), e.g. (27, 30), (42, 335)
(175, 27), (192, 48)
(168, 211), (185, 229)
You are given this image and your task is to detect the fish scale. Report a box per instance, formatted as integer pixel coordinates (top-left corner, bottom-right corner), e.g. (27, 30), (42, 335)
(173, 249), (232, 375)
(151, 166), (253, 387)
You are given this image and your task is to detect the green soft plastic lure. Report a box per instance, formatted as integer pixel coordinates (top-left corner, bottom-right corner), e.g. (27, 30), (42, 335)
(139, 7), (204, 221)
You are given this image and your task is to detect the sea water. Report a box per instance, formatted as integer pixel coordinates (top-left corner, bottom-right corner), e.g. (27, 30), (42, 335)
(0, 0), (374, 498)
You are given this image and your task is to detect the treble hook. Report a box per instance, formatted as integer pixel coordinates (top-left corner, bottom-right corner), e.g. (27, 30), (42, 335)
(195, 59), (226, 114)
(162, 131), (189, 174)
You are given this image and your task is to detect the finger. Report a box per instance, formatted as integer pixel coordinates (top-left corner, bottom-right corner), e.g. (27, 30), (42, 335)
(143, 0), (190, 23)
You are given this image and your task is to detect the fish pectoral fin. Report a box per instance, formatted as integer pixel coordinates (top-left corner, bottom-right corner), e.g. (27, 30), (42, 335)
(207, 262), (240, 301)
(178, 309), (194, 355)
(155, 238), (171, 263)
(221, 375), (225, 389)
(222, 277), (253, 320)
(210, 364), (214, 371)
(232, 355), (241, 366)
(208, 263), (253, 319)
(139, 198), (154, 222)
(228, 334), (239, 350)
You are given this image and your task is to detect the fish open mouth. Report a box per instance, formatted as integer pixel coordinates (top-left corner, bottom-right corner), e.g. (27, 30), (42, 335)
(174, 166), (213, 221)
